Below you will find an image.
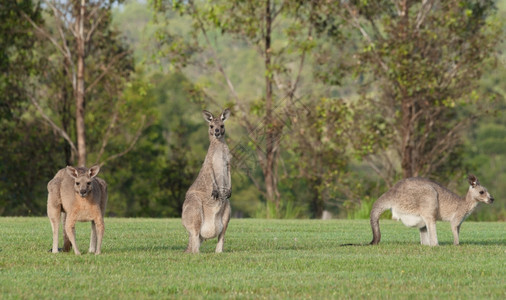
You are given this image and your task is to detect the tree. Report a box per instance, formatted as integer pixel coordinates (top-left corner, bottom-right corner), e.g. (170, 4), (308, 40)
(341, 0), (501, 180)
(0, 0), (65, 215)
(0, 0), (41, 119)
(154, 0), (318, 215)
(23, 0), (144, 167)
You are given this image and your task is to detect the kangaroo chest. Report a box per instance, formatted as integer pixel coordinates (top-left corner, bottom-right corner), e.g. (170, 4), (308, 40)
(211, 146), (230, 188)
(65, 194), (101, 222)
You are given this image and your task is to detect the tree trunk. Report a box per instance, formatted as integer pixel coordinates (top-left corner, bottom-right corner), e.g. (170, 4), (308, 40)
(399, 0), (414, 179)
(263, 0), (280, 211)
(310, 177), (323, 219)
(61, 57), (72, 165)
(76, 0), (86, 167)
(400, 97), (414, 178)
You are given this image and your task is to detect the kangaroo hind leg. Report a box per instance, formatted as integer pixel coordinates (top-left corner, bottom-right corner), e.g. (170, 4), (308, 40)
(182, 195), (203, 254)
(215, 201), (231, 253)
(419, 226), (430, 245)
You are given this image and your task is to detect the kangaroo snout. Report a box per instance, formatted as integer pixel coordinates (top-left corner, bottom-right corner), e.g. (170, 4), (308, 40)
(489, 196), (494, 204)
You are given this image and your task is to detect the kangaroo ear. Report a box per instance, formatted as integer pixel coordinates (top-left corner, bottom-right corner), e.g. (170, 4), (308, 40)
(88, 165), (100, 178)
(202, 110), (214, 123)
(468, 174), (479, 187)
(66, 166), (78, 179)
(221, 108), (230, 122)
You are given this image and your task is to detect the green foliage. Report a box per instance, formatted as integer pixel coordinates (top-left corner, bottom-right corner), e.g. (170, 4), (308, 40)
(345, 195), (375, 220)
(103, 71), (204, 217)
(0, 0), (42, 119)
(0, 120), (65, 215)
(0, 1), (63, 216)
(1, 0), (505, 221)
(253, 199), (306, 219)
(1, 218), (505, 298)
(351, 0), (502, 178)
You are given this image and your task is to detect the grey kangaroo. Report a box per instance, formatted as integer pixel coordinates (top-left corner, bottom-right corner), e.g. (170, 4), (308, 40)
(47, 165), (107, 255)
(370, 174), (494, 246)
(182, 108), (232, 253)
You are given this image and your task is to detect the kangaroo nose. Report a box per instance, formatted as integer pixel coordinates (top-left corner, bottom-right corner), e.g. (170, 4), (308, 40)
(490, 197), (494, 203)
(215, 128), (219, 132)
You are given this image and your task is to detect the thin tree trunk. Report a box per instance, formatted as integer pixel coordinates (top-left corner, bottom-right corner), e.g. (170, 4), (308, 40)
(399, 0), (413, 179)
(263, 0), (279, 211)
(400, 97), (414, 178)
(76, 0), (86, 167)
(61, 57), (72, 165)
(310, 177), (323, 219)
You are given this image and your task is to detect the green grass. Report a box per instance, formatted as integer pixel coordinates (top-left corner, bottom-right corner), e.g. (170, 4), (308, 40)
(0, 218), (504, 299)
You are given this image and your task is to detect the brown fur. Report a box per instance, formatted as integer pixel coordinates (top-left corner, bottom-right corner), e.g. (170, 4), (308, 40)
(182, 109), (232, 253)
(47, 165), (107, 255)
(370, 174), (494, 246)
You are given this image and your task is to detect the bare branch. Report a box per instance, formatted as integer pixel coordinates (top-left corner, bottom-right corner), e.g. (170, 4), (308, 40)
(29, 94), (77, 155)
(272, 1), (286, 21)
(95, 111), (119, 163)
(287, 30), (310, 100)
(85, 51), (130, 94)
(415, 0), (435, 30)
(343, 3), (389, 72)
(364, 156), (393, 188)
(86, 7), (108, 42)
(188, 0), (254, 132)
(426, 120), (468, 163)
(21, 11), (68, 58)
(391, 0), (403, 16)
(98, 115), (147, 167)
(46, 1), (78, 37)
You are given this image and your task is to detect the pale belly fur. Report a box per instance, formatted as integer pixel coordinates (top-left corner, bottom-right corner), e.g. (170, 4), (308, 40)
(391, 208), (426, 228)
(200, 205), (223, 240)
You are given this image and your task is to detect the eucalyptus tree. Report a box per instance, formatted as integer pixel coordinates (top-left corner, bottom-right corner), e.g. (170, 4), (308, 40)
(154, 0), (320, 214)
(24, 0), (146, 167)
(340, 0), (501, 181)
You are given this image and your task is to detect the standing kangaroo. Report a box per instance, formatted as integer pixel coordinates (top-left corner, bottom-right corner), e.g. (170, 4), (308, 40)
(370, 174), (494, 246)
(47, 165), (107, 255)
(182, 109), (232, 253)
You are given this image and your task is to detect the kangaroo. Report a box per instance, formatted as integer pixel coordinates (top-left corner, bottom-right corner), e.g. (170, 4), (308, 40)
(182, 108), (232, 253)
(47, 165), (107, 255)
(370, 174), (494, 246)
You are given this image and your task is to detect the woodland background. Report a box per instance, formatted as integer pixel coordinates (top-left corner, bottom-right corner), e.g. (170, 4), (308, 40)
(1, 0), (505, 220)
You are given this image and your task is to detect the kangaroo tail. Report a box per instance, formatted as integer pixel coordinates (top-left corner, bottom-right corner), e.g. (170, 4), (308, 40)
(370, 196), (389, 245)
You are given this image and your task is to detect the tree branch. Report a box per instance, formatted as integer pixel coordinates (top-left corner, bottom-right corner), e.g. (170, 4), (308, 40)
(187, 0), (258, 138)
(29, 94), (77, 155)
(415, 0), (434, 31)
(98, 115), (147, 167)
(343, 3), (389, 73)
(21, 11), (67, 59)
(95, 111), (118, 163)
(86, 7), (107, 42)
(85, 51), (130, 94)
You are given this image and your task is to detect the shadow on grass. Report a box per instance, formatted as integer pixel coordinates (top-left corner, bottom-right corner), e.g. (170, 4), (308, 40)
(458, 239), (506, 246)
(339, 239), (506, 247)
(108, 244), (187, 253)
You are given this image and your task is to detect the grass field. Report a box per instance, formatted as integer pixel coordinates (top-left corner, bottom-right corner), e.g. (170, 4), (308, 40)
(0, 218), (504, 299)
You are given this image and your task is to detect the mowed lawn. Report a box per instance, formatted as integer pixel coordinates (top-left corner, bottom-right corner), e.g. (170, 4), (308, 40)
(0, 218), (504, 299)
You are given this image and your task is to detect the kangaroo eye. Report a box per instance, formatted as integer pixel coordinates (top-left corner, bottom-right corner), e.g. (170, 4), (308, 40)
(87, 182), (91, 185)
(221, 125), (224, 128)
(76, 182), (80, 186)
(210, 125), (214, 129)
(479, 191), (484, 195)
